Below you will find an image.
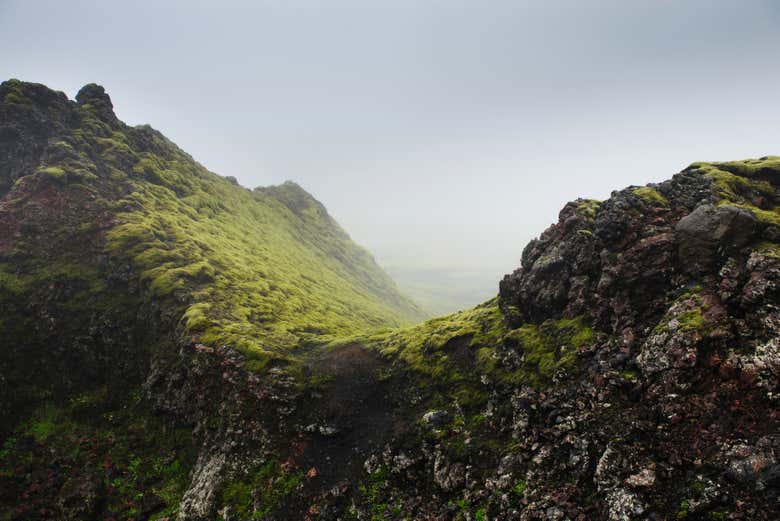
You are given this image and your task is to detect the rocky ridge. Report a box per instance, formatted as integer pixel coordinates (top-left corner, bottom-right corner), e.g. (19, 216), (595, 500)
(0, 80), (779, 520)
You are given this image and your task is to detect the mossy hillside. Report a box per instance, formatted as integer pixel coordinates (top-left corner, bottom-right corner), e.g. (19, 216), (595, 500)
(103, 135), (426, 359)
(364, 299), (506, 376)
(106, 164), (426, 361)
(350, 299), (596, 408)
(0, 80), (426, 373)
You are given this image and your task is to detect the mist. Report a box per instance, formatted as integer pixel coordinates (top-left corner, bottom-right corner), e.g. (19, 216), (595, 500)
(2, 0), (779, 313)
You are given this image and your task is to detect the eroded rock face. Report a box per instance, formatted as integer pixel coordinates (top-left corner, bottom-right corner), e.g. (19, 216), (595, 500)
(484, 166), (780, 519)
(499, 176), (709, 332)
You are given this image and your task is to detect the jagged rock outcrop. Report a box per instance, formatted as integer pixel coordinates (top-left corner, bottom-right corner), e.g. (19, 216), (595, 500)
(343, 162), (780, 520)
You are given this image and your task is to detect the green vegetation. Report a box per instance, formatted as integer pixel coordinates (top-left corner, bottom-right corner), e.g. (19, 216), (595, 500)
(6, 80), (776, 520)
(1, 87), (425, 377)
(447, 496), (488, 521)
(357, 466), (402, 521)
(35, 165), (67, 182)
(677, 499), (690, 519)
(347, 299), (505, 406)
(633, 186), (669, 206)
(503, 316), (593, 378)
(361, 299), (505, 372)
(676, 308), (705, 332)
(620, 369), (640, 380)
(654, 287), (710, 335)
(576, 198), (601, 220)
(219, 460), (304, 520)
(1, 79), (33, 108)
(352, 300), (594, 393)
(104, 154), (425, 361)
(0, 394), (195, 521)
(722, 202), (780, 226)
(689, 157), (780, 226)
(25, 403), (61, 442)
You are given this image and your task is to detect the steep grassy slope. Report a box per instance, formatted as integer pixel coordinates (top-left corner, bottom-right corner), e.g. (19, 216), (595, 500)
(0, 79), (424, 367)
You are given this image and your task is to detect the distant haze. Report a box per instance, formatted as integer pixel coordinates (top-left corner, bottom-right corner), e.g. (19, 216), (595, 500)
(2, 1), (780, 313)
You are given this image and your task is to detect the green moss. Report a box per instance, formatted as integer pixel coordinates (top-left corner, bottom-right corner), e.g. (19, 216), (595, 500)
(512, 480), (526, 497)
(689, 159), (780, 226)
(357, 302), (594, 393)
(0, 97), (425, 367)
(633, 186), (669, 206)
(620, 369), (640, 380)
(677, 308), (705, 332)
(4, 92), (28, 105)
(0, 266), (25, 295)
(703, 156), (780, 180)
(653, 288), (711, 335)
(35, 166), (67, 182)
(503, 316), (593, 380)
(100, 150), (426, 361)
(355, 299), (505, 384)
(25, 404), (61, 442)
(358, 466), (393, 521)
(718, 201), (780, 226)
(1, 80), (36, 109)
(677, 499), (690, 519)
(576, 199), (601, 220)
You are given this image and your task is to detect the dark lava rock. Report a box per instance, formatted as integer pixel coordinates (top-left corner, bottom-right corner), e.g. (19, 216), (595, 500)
(676, 203), (758, 273)
(75, 82), (118, 125)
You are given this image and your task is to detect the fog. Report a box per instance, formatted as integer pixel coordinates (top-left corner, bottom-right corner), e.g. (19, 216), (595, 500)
(2, 0), (780, 313)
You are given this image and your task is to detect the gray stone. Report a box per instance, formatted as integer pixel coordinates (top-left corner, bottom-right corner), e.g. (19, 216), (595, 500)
(676, 204), (758, 272)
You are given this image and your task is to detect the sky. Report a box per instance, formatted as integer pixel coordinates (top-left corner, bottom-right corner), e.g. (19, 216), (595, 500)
(2, 0), (780, 310)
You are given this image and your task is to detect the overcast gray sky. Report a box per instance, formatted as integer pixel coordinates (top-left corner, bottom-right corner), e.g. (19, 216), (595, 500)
(2, 0), (780, 304)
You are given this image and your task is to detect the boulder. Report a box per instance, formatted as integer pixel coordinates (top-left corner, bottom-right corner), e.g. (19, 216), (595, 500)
(675, 204), (758, 273)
